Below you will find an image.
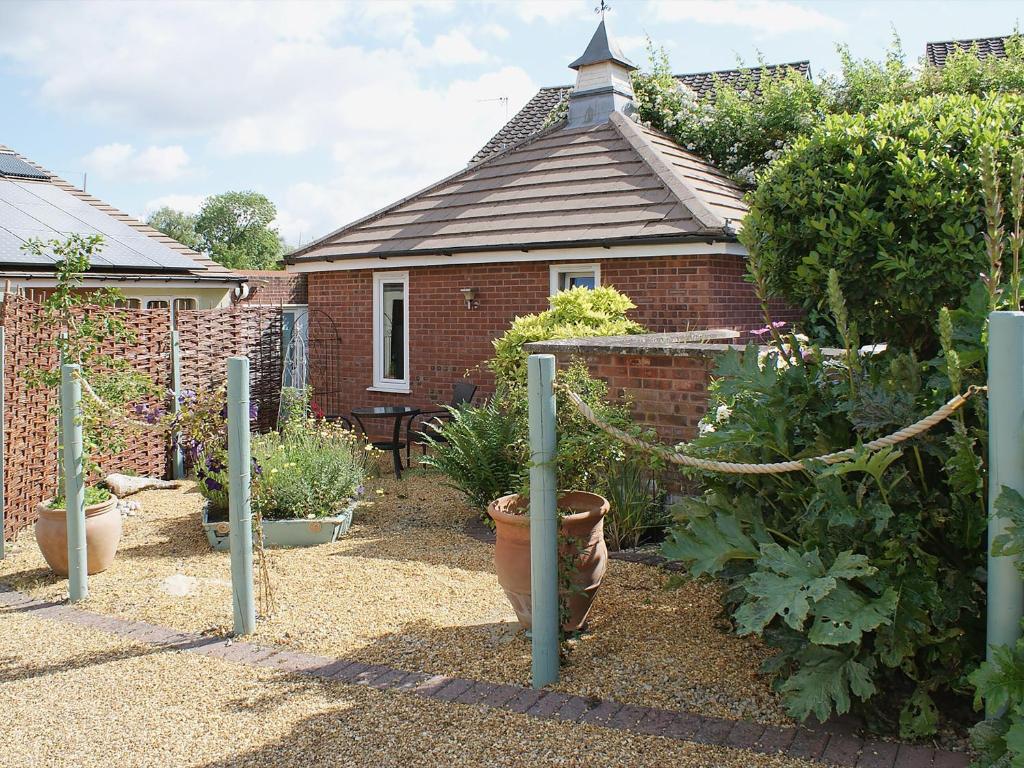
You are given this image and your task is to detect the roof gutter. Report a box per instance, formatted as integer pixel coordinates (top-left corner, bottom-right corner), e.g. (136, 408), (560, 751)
(0, 271), (247, 285)
(286, 231), (737, 266)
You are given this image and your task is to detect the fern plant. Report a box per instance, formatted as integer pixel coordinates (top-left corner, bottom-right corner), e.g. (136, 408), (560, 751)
(419, 399), (525, 516)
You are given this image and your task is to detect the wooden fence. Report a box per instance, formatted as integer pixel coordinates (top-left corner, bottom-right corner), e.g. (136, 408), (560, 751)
(0, 295), (282, 539)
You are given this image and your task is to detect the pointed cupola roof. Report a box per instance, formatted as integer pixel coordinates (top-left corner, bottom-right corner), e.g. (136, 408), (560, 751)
(569, 19), (636, 71)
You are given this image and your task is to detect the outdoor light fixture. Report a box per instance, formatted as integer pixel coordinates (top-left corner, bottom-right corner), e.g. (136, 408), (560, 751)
(460, 287), (478, 309)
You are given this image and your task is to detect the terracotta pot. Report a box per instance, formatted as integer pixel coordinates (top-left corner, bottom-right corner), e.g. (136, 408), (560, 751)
(487, 491), (609, 631)
(35, 494), (122, 576)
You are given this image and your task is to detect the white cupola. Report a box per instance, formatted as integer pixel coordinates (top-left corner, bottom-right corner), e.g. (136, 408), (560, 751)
(566, 19), (637, 129)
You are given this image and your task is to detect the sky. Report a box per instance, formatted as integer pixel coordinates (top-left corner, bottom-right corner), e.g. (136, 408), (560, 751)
(0, 0), (1021, 248)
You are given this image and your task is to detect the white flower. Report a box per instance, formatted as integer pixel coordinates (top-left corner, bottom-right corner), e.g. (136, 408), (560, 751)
(715, 404), (732, 423)
(699, 421), (717, 436)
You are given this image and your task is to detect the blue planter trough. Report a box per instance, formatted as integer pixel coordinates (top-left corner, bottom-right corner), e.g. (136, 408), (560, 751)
(202, 499), (356, 551)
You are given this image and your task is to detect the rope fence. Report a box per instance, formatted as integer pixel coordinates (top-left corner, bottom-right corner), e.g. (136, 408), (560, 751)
(557, 383), (987, 475)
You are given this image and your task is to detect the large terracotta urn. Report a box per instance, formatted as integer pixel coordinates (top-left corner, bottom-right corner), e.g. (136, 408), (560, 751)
(35, 494), (122, 576)
(487, 491), (609, 631)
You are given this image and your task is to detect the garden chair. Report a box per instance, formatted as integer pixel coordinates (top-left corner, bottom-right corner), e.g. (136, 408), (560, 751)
(405, 382), (477, 463)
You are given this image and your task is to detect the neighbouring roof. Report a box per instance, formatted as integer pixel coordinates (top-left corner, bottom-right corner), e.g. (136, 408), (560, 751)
(0, 143), (238, 280)
(926, 35), (1013, 67)
(471, 61), (811, 164)
(288, 110), (745, 266)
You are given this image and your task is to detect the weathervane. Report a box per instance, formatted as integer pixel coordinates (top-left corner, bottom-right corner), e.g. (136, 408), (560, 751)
(595, 0), (610, 19)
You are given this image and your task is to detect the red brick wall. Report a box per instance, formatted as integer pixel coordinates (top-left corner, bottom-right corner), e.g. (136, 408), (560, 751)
(237, 271), (308, 305)
(548, 350), (715, 447)
(305, 252), (791, 424)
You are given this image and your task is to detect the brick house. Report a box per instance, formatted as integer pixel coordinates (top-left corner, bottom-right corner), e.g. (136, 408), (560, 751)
(285, 21), (797, 418)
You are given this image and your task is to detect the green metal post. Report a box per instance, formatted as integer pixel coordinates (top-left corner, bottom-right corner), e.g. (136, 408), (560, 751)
(528, 353), (559, 688)
(227, 356), (256, 635)
(0, 326), (5, 560)
(170, 329), (184, 480)
(61, 363), (87, 602)
(988, 311), (1024, 678)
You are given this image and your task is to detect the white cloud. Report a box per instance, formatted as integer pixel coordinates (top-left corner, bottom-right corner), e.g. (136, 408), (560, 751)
(478, 22), (510, 39)
(0, 1), (539, 242)
(649, 0), (843, 36)
(515, 0), (589, 24)
(82, 143), (191, 182)
(143, 193), (207, 216)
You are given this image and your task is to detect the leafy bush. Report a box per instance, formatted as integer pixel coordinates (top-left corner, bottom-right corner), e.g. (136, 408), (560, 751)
(252, 418), (372, 521)
(742, 93), (1024, 352)
(490, 286), (643, 389)
(623, 34), (1024, 187)
(602, 458), (667, 551)
(419, 398), (525, 512)
(425, 362), (648, 524)
(663, 284), (990, 736)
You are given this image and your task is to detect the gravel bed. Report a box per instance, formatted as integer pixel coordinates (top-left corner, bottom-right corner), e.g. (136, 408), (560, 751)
(0, 608), (820, 768)
(0, 469), (789, 726)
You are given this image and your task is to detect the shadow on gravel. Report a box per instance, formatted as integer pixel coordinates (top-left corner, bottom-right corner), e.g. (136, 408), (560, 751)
(0, 644), (164, 684)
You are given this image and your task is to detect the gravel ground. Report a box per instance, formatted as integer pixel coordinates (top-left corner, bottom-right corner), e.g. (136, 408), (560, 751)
(0, 608), (820, 768)
(0, 469), (788, 725)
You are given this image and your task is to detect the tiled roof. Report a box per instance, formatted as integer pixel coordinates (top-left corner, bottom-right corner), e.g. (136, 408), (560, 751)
(470, 61), (810, 164)
(289, 111), (745, 265)
(926, 36), (1011, 67)
(0, 143), (236, 279)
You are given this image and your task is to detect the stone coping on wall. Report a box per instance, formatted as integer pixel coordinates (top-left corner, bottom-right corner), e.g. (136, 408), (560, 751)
(524, 329), (740, 358)
(525, 330), (850, 359)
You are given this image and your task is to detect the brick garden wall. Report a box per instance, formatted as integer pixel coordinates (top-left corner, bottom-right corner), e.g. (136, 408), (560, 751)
(236, 271), (308, 305)
(304, 252), (796, 426)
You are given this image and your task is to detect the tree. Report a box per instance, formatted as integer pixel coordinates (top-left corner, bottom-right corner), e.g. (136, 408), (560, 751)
(622, 33), (1024, 187)
(146, 206), (201, 250)
(194, 191), (283, 270)
(146, 191), (284, 270)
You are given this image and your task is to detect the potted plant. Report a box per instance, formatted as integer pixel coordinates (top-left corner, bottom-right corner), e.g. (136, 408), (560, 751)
(488, 491), (609, 631)
(24, 234), (156, 575)
(181, 386), (377, 549)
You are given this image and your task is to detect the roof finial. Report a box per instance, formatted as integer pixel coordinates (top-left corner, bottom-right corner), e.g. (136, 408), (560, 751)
(595, 0), (610, 20)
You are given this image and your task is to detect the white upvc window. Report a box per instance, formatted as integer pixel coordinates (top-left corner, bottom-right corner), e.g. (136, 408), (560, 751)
(549, 263), (600, 297)
(372, 271), (410, 392)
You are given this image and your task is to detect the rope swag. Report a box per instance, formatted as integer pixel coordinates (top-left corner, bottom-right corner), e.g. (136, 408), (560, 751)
(556, 382), (987, 475)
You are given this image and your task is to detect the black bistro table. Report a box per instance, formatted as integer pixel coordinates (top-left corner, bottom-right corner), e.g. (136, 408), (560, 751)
(350, 405), (420, 479)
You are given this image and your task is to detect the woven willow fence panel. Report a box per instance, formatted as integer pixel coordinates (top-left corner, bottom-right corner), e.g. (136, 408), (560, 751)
(1, 298), (283, 539)
(177, 305), (283, 432)
(0, 296), (171, 538)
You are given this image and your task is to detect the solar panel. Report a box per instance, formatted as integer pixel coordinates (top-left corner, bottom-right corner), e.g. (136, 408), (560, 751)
(0, 154), (49, 180)
(0, 178), (204, 272)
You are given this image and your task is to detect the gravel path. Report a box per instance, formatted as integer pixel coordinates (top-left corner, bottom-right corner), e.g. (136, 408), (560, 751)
(0, 469), (786, 725)
(0, 608), (820, 768)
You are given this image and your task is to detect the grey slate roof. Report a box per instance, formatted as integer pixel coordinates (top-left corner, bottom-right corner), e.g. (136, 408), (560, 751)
(471, 61), (810, 163)
(926, 35), (1012, 67)
(288, 111), (745, 265)
(0, 143), (237, 279)
(569, 19), (636, 71)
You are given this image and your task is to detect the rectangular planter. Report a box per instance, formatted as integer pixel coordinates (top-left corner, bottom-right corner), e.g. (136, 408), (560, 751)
(202, 500), (355, 551)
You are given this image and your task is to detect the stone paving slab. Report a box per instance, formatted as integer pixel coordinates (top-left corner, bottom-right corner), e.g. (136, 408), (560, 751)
(0, 585), (968, 767)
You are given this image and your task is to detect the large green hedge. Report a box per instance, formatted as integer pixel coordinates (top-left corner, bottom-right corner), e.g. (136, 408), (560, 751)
(742, 93), (1024, 351)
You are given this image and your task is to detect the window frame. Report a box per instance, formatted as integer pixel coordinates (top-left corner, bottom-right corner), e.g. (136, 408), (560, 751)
(371, 271), (410, 393)
(549, 263), (601, 297)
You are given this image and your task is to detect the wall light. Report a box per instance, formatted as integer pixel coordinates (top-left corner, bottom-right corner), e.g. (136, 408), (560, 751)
(460, 287), (478, 309)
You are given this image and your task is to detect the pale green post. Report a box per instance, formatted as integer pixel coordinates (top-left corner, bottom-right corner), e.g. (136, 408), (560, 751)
(0, 326), (5, 560)
(988, 311), (1024, 681)
(61, 363), (87, 602)
(170, 330), (184, 480)
(528, 353), (559, 688)
(227, 356), (256, 635)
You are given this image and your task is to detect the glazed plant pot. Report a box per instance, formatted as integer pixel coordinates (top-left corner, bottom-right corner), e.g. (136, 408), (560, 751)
(35, 494), (122, 576)
(487, 491), (609, 632)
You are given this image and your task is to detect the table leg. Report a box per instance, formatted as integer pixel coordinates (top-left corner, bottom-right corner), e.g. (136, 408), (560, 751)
(391, 414), (404, 480)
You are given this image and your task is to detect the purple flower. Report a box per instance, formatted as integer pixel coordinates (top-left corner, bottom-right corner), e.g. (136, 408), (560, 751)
(204, 477), (223, 492)
(750, 321), (788, 337)
(355, 484), (365, 496)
